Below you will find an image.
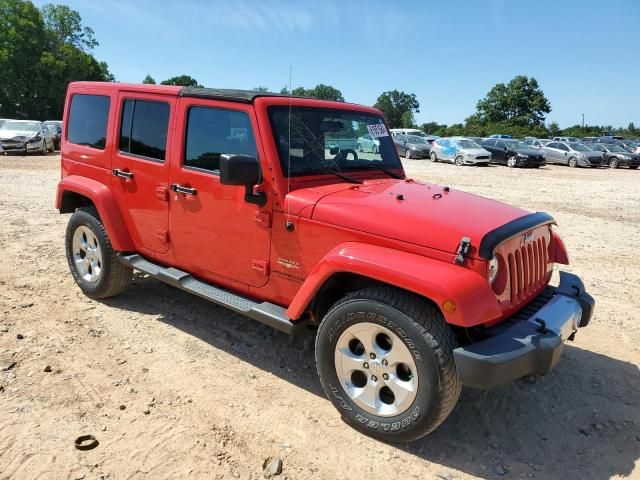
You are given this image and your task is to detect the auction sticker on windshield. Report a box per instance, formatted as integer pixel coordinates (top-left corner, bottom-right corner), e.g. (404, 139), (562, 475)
(367, 124), (389, 138)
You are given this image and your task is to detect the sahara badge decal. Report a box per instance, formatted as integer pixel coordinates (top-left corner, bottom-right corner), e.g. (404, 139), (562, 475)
(276, 257), (300, 269)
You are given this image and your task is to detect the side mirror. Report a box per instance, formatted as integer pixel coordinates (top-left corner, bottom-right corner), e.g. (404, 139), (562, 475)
(219, 154), (266, 206)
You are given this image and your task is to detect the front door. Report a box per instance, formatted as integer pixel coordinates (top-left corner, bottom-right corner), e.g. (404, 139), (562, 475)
(168, 99), (271, 288)
(111, 92), (174, 254)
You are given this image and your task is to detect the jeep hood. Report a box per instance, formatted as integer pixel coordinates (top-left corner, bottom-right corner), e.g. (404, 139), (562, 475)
(290, 179), (531, 256)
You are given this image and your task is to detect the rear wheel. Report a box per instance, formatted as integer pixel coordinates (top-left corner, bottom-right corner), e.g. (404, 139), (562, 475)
(430, 152), (438, 163)
(630, 166), (638, 170)
(65, 207), (132, 299)
(315, 287), (461, 442)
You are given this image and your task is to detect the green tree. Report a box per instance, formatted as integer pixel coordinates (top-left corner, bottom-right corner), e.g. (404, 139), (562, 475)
(0, 0), (112, 120)
(373, 90), (419, 128)
(142, 74), (156, 84)
(161, 75), (202, 87)
(41, 3), (97, 50)
(281, 84), (344, 102)
(475, 75), (551, 126)
(548, 121), (561, 137)
(252, 86), (269, 92)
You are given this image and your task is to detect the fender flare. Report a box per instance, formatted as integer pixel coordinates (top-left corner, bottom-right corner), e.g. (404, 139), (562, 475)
(56, 175), (134, 251)
(287, 242), (502, 327)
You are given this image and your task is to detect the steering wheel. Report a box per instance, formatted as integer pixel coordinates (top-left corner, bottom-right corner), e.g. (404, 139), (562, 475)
(335, 148), (358, 162)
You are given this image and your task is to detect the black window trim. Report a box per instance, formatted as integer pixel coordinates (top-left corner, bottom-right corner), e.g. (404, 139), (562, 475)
(66, 93), (111, 151)
(117, 97), (171, 164)
(181, 104), (259, 177)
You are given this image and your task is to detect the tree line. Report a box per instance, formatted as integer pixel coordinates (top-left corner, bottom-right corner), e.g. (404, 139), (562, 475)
(1, 0), (635, 138)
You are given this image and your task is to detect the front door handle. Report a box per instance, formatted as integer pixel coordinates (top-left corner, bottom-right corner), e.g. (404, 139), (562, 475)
(171, 183), (197, 195)
(112, 168), (134, 179)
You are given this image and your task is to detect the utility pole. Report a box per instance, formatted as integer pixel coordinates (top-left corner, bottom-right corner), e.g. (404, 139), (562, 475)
(582, 113), (585, 128)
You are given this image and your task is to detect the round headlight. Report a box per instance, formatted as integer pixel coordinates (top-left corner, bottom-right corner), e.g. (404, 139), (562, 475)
(488, 255), (499, 284)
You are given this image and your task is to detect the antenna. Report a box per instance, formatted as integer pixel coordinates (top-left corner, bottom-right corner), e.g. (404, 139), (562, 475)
(286, 65), (294, 231)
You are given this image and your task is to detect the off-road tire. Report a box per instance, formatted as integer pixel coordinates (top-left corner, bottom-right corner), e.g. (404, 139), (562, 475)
(315, 287), (462, 442)
(65, 206), (132, 298)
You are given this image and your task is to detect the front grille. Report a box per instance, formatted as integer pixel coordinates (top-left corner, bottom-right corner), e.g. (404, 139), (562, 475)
(588, 156), (601, 164)
(475, 155), (489, 160)
(506, 236), (549, 304)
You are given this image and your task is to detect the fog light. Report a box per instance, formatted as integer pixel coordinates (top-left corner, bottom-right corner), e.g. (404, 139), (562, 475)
(442, 300), (456, 314)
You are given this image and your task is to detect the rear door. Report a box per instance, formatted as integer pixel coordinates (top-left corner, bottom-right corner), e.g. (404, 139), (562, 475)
(111, 92), (175, 254)
(168, 98), (271, 288)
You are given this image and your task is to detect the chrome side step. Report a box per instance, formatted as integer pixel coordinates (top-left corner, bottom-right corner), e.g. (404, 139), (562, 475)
(118, 253), (299, 334)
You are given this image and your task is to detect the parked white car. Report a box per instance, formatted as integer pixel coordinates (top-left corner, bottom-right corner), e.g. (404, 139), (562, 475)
(429, 137), (492, 166)
(0, 120), (55, 154)
(356, 133), (380, 153)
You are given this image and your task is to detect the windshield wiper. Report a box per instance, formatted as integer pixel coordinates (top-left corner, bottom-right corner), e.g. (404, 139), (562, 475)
(325, 168), (363, 184)
(365, 166), (404, 180)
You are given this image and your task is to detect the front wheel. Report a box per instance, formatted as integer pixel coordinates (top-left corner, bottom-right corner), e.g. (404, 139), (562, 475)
(568, 157), (577, 168)
(405, 148), (412, 159)
(609, 157), (619, 169)
(65, 207), (132, 298)
(430, 152), (438, 163)
(506, 156), (517, 168)
(315, 287), (461, 442)
(454, 155), (464, 166)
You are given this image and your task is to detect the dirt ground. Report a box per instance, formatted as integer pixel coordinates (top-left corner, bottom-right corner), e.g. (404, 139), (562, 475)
(1, 153), (639, 480)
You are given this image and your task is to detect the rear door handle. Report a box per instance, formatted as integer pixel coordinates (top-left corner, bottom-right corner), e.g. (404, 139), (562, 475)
(112, 168), (134, 179)
(171, 183), (197, 195)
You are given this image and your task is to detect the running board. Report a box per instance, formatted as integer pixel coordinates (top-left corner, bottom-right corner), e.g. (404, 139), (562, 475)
(118, 254), (299, 334)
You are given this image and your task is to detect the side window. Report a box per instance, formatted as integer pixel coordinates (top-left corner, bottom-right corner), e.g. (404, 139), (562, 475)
(119, 99), (170, 161)
(496, 141), (506, 149)
(558, 143), (569, 151)
(67, 94), (110, 149)
(184, 106), (257, 173)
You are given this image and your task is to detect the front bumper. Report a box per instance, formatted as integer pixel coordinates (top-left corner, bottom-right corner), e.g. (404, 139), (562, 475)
(453, 271), (594, 389)
(518, 157), (546, 167)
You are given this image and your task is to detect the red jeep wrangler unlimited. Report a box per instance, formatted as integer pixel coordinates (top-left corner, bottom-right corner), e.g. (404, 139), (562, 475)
(57, 82), (594, 442)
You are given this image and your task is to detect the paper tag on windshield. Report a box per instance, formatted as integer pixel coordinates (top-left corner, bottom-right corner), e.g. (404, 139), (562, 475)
(367, 124), (389, 138)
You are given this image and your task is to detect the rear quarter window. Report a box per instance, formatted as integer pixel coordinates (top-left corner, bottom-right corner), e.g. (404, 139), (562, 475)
(67, 94), (110, 150)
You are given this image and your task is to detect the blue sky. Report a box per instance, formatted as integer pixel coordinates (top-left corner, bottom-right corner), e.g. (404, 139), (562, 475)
(33, 0), (640, 127)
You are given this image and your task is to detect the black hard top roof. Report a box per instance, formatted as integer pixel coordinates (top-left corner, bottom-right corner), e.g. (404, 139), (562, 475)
(178, 87), (293, 104)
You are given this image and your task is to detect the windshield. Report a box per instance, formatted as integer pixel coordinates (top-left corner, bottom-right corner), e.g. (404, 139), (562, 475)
(403, 130), (426, 137)
(269, 106), (402, 177)
(0, 121), (39, 132)
(607, 145), (626, 152)
(456, 139), (481, 149)
(407, 135), (428, 144)
(508, 141), (530, 150)
(568, 143), (591, 152)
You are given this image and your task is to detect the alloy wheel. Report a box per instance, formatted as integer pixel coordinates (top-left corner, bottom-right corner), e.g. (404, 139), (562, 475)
(72, 225), (103, 283)
(334, 322), (418, 417)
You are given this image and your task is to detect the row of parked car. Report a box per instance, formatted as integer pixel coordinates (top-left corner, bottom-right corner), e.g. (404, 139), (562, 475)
(0, 118), (63, 154)
(385, 129), (640, 169)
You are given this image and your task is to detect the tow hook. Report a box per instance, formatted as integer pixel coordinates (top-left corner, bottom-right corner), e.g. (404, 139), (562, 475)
(534, 318), (548, 334)
(454, 237), (471, 265)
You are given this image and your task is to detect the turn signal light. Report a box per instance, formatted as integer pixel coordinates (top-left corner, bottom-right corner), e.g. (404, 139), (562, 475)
(442, 300), (457, 314)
